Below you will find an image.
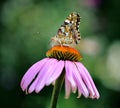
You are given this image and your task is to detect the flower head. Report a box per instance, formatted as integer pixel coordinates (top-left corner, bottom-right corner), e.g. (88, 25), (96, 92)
(21, 45), (100, 99)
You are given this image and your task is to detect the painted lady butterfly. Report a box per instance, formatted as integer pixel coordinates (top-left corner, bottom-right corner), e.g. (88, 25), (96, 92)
(51, 12), (81, 46)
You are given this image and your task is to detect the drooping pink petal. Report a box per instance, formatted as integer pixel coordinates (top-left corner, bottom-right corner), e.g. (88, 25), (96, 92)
(46, 60), (64, 85)
(21, 58), (49, 91)
(77, 89), (82, 98)
(75, 62), (95, 97)
(65, 76), (71, 99)
(28, 58), (58, 93)
(68, 61), (89, 98)
(65, 61), (76, 88)
(76, 62), (100, 99)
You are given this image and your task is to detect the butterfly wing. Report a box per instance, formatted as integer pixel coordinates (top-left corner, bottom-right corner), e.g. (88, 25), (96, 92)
(52, 12), (81, 46)
(57, 12), (81, 44)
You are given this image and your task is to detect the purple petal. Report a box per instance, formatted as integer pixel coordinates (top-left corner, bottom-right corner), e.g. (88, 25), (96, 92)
(67, 61), (89, 97)
(77, 89), (82, 98)
(21, 58), (49, 91)
(75, 62), (95, 97)
(35, 58), (58, 93)
(76, 62), (100, 99)
(65, 76), (71, 99)
(65, 61), (76, 87)
(46, 60), (64, 85)
(66, 61), (89, 98)
(28, 58), (58, 93)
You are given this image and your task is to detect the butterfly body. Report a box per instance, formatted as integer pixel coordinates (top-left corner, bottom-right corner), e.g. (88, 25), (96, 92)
(52, 12), (81, 46)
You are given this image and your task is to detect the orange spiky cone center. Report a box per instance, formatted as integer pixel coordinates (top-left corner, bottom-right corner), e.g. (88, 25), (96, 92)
(46, 45), (82, 61)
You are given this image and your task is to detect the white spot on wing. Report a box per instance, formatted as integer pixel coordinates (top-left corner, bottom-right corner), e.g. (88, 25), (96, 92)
(65, 19), (70, 23)
(65, 32), (69, 36)
(61, 27), (65, 32)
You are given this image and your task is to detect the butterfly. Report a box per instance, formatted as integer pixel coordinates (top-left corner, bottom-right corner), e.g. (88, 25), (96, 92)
(51, 12), (81, 46)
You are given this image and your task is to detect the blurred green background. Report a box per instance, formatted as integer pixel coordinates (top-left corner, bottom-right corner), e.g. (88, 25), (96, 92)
(0, 0), (120, 108)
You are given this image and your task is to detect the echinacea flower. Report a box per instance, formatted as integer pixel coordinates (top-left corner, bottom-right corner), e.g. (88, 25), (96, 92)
(21, 45), (100, 99)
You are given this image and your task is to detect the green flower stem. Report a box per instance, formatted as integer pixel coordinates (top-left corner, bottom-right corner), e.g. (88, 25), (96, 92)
(50, 69), (65, 108)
